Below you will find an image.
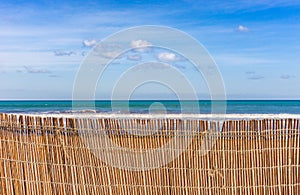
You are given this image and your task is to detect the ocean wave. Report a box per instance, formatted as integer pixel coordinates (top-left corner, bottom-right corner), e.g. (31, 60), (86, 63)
(8, 112), (300, 120)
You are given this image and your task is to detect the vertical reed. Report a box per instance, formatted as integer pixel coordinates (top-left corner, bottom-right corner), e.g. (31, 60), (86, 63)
(0, 113), (299, 194)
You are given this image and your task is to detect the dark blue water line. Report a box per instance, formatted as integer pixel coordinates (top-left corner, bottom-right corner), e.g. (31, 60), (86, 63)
(0, 100), (300, 114)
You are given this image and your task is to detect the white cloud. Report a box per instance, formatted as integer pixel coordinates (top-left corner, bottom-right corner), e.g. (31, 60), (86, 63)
(94, 43), (123, 59)
(280, 74), (294, 79)
(49, 74), (60, 78)
(54, 51), (75, 56)
(157, 52), (178, 62)
(24, 66), (51, 74)
(245, 71), (255, 74)
(237, 25), (249, 32)
(102, 51), (121, 59)
(245, 71), (264, 80)
(134, 62), (170, 71)
(130, 40), (152, 52)
(83, 39), (97, 47)
(127, 54), (141, 61)
(248, 75), (264, 80)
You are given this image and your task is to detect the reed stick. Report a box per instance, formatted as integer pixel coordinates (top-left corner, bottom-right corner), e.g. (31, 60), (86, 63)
(0, 113), (299, 194)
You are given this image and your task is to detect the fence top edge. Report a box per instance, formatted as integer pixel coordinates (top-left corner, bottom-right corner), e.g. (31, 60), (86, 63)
(1, 112), (300, 121)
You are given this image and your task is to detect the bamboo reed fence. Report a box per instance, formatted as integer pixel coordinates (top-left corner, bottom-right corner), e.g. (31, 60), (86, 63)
(0, 113), (299, 194)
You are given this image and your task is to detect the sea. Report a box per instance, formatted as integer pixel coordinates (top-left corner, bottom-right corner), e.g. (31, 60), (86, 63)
(0, 100), (300, 118)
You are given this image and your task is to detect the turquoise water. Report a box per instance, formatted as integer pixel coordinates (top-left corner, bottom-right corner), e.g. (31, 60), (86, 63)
(0, 100), (300, 114)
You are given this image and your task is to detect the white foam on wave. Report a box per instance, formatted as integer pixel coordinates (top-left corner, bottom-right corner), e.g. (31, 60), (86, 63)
(10, 113), (300, 120)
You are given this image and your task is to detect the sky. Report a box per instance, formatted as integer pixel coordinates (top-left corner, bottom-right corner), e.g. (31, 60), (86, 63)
(0, 0), (300, 100)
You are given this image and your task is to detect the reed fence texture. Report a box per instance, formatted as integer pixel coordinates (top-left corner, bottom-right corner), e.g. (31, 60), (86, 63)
(0, 113), (299, 194)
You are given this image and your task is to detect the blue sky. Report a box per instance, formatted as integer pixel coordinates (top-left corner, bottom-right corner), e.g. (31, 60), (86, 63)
(0, 0), (300, 99)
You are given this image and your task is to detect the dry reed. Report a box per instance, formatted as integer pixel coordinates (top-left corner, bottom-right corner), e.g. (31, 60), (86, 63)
(0, 113), (299, 194)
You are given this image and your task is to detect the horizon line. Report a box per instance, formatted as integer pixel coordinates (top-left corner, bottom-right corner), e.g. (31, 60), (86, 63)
(0, 99), (300, 101)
